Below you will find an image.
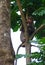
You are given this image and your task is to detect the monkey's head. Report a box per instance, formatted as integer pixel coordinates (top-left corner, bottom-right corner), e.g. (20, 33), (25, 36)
(26, 16), (33, 24)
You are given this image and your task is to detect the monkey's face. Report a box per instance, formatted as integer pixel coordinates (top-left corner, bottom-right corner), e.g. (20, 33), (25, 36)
(27, 18), (33, 24)
(27, 19), (31, 22)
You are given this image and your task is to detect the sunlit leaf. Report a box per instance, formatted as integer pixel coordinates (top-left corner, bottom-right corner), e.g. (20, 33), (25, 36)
(32, 7), (45, 16)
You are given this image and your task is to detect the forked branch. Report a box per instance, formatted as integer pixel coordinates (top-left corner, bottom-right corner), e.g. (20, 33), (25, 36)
(16, 24), (45, 54)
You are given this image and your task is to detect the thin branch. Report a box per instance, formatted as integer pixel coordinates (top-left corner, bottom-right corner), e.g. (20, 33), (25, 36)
(29, 24), (45, 40)
(16, 0), (27, 31)
(16, 0), (28, 43)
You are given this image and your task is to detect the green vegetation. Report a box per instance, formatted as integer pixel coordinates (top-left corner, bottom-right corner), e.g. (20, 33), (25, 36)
(10, 0), (45, 65)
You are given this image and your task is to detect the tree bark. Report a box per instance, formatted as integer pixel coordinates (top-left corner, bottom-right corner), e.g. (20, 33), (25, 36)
(0, 0), (15, 65)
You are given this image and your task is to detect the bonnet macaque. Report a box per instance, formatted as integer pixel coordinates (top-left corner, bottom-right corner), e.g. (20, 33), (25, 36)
(20, 16), (35, 45)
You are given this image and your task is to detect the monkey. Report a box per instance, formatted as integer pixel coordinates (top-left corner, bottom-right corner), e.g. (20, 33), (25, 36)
(20, 16), (35, 46)
(26, 16), (35, 36)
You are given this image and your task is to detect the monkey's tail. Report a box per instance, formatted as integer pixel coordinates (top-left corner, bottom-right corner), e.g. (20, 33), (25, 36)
(15, 43), (23, 65)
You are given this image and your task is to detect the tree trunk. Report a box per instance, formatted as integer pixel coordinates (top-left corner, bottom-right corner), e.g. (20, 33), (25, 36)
(0, 0), (15, 65)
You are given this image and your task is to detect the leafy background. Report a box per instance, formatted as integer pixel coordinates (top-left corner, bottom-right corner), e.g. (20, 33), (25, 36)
(10, 0), (45, 65)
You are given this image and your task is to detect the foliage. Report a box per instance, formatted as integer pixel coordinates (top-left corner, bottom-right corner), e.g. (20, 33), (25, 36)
(16, 54), (24, 59)
(39, 37), (45, 44)
(10, 0), (45, 38)
(16, 37), (45, 65)
(10, 0), (45, 65)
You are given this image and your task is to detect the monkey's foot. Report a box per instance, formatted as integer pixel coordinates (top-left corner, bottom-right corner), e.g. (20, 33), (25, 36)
(21, 42), (25, 47)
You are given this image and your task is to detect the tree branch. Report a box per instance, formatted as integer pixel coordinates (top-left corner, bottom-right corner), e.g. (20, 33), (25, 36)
(16, 22), (45, 65)
(16, 0), (45, 65)
(16, 24), (45, 54)
(16, 0), (30, 65)
(16, 0), (27, 31)
(29, 24), (45, 40)
(16, 0), (29, 44)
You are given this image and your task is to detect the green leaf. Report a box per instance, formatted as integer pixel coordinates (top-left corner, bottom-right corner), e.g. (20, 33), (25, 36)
(16, 54), (24, 59)
(28, 61), (37, 65)
(39, 37), (45, 44)
(31, 52), (41, 59)
(32, 7), (45, 16)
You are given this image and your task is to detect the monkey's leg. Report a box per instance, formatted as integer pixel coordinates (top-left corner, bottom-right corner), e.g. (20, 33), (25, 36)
(20, 31), (26, 47)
